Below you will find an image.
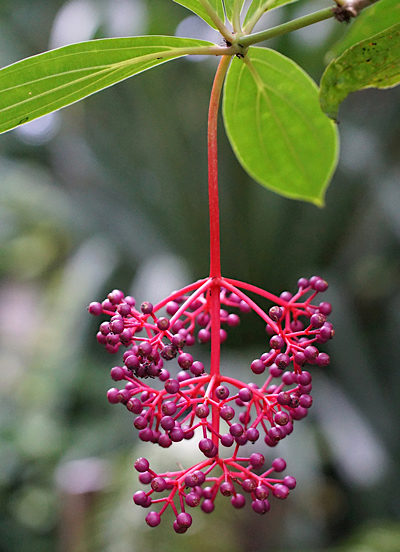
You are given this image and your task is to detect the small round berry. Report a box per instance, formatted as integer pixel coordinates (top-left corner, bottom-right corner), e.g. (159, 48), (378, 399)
(246, 427), (260, 442)
(249, 453), (265, 468)
(255, 485), (269, 500)
(166, 301), (179, 315)
(127, 398), (143, 414)
(304, 346), (319, 360)
(186, 493), (201, 507)
(110, 318), (124, 334)
(229, 423), (244, 437)
(238, 388), (252, 402)
(96, 332), (107, 345)
(239, 301), (251, 313)
(275, 411), (290, 426)
(110, 366), (125, 381)
(201, 499), (215, 513)
(164, 379), (179, 394)
(283, 476), (297, 489)
(220, 481), (235, 496)
(297, 277), (309, 288)
(88, 302), (102, 315)
(157, 317), (170, 331)
(139, 471), (153, 485)
(158, 434), (172, 448)
(220, 329), (228, 343)
(280, 291), (293, 302)
(171, 320), (184, 333)
(158, 369), (169, 382)
(146, 511), (161, 527)
(269, 364), (282, 378)
(317, 352), (330, 366)
(170, 427), (184, 442)
(160, 416), (175, 431)
(125, 355), (140, 370)
(270, 335), (285, 350)
(291, 406), (308, 420)
(118, 303), (131, 316)
(199, 438), (214, 455)
(252, 499), (268, 514)
(161, 401), (177, 416)
(140, 301), (153, 314)
(215, 385), (229, 400)
(273, 484), (290, 499)
(318, 302), (332, 315)
(269, 306), (283, 321)
(195, 404), (209, 418)
(133, 491), (148, 506)
(291, 319), (304, 332)
(107, 388), (120, 404)
(221, 434), (234, 447)
(251, 359), (265, 375)
(100, 322), (110, 335)
(151, 477), (167, 492)
(173, 520), (187, 533)
(310, 313), (326, 329)
(314, 279), (328, 292)
(227, 314), (240, 327)
(190, 361), (205, 376)
(172, 334), (186, 348)
(319, 324), (334, 341)
(275, 353), (290, 369)
(198, 329), (211, 343)
(220, 405), (235, 421)
(177, 370), (191, 382)
(272, 457), (287, 472)
(161, 345), (178, 361)
(309, 275), (321, 287)
(176, 512), (192, 528)
(138, 428), (153, 442)
(138, 341), (153, 358)
(134, 457), (149, 473)
(178, 353), (193, 370)
(231, 494), (246, 508)
(277, 392), (291, 406)
(242, 478), (257, 493)
(299, 394), (313, 408)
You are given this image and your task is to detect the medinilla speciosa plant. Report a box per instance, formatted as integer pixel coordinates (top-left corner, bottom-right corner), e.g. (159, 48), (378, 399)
(1, 0), (399, 533)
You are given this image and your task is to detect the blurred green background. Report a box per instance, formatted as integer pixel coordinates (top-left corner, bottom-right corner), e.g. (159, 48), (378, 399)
(0, 1), (399, 551)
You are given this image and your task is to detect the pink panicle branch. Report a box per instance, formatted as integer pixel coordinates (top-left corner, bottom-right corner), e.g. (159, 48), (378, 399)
(88, 57), (334, 532)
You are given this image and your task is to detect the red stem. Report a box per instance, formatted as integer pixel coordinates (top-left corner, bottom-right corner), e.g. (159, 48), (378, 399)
(208, 56), (231, 279)
(207, 55), (231, 448)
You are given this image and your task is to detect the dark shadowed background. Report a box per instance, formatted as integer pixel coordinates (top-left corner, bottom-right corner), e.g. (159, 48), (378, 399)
(0, 1), (399, 551)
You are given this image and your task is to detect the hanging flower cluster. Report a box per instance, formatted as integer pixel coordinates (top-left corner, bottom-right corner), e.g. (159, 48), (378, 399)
(89, 274), (333, 532)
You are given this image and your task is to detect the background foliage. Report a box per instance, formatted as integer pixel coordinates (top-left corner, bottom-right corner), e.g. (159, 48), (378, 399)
(0, 1), (399, 551)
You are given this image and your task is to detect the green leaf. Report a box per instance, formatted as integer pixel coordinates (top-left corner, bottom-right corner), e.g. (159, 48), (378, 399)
(320, 23), (400, 120)
(244, 0), (300, 30)
(223, 47), (338, 205)
(223, 1), (246, 23)
(328, 0), (400, 59)
(0, 36), (213, 135)
(173, 0), (224, 29)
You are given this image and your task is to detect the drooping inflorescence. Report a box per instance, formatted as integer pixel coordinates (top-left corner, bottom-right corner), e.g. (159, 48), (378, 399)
(89, 274), (333, 532)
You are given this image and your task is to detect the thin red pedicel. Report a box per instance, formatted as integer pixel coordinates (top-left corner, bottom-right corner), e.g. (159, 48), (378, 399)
(88, 57), (334, 532)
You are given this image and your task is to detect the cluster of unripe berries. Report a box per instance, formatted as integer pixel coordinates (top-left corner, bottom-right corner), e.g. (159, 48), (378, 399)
(89, 274), (333, 530)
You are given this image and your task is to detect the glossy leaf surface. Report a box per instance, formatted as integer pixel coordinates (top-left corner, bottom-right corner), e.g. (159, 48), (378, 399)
(223, 47), (339, 205)
(320, 23), (400, 120)
(173, 0), (224, 28)
(0, 36), (212, 134)
(224, 1), (246, 23)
